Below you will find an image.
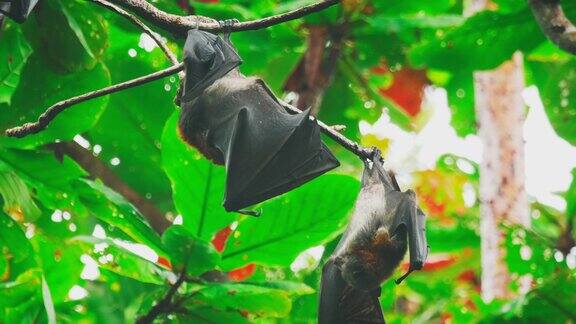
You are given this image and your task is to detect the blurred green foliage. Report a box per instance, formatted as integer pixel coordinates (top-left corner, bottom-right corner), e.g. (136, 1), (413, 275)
(1, 0), (576, 322)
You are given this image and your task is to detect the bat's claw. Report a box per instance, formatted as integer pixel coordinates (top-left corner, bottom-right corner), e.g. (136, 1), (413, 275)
(218, 19), (238, 32)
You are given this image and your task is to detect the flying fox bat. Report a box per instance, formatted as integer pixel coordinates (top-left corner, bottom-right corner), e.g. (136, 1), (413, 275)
(178, 23), (340, 213)
(0, 0), (38, 23)
(319, 149), (428, 323)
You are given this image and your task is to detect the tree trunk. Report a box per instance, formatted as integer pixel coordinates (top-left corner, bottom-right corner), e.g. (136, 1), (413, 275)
(467, 0), (531, 302)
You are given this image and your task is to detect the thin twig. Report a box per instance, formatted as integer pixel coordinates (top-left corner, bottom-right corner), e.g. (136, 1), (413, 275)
(5, 63), (184, 138)
(108, 0), (341, 37)
(136, 271), (187, 324)
(280, 100), (374, 160)
(529, 0), (576, 55)
(91, 0), (179, 65)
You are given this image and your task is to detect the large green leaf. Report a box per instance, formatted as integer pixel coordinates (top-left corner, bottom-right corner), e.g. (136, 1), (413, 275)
(0, 147), (88, 213)
(0, 268), (41, 308)
(0, 25), (33, 104)
(73, 236), (167, 285)
(161, 225), (220, 276)
(161, 112), (238, 240)
(195, 283), (292, 318)
(409, 8), (544, 71)
(366, 15), (464, 33)
(0, 170), (41, 222)
(0, 211), (33, 264)
(75, 179), (166, 257)
(22, 0), (108, 73)
(221, 174), (359, 269)
(0, 148), (86, 189)
(0, 55), (111, 148)
(88, 24), (175, 211)
(373, 0), (457, 15)
(530, 60), (576, 146)
(488, 272), (576, 322)
(32, 233), (84, 304)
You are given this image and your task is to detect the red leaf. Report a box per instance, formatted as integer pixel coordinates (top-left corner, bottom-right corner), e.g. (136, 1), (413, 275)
(440, 312), (453, 324)
(372, 62), (428, 117)
(211, 226), (232, 252)
(157, 256), (172, 270)
(402, 255), (457, 272)
(227, 263), (256, 282)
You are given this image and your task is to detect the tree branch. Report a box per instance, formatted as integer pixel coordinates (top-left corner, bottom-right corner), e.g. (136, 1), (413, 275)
(136, 271), (187, 323)
(51, 141), (171, 233)
(280, 101), (374, 160)
(5, 63), (184, 138)
(107, 0), (341, 38)
(529, 0), (576, 55)
(91, 0), (179, 65)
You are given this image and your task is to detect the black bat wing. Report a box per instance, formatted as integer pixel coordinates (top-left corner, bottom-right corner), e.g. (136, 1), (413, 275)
(319, 259), (385, 324)
(220, 80), (339, 211)
(180, 30), (339, 212)
(391, 190), (428, 283)
(181, 29), (242, 103)
(370, 149), (429, 282)
(0, 0), (38, 23)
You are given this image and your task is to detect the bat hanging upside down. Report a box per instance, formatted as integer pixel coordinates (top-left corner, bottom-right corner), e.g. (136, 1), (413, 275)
(319, 149), (428, 323)
(0, 0), (38, 23)
(178, 21), (339, 213)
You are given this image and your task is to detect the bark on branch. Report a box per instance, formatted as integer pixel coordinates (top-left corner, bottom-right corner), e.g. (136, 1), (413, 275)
(91, 0), (179, 65)
(52, 141), (172, 233)
(529, 0), (576, 55)
(108, 0), (341, 38)
(136, 271), (187, 323)
(5, 63), (185, 138)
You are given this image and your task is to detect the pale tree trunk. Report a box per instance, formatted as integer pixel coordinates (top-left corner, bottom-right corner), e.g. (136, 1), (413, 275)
(466, 0), (531, 302)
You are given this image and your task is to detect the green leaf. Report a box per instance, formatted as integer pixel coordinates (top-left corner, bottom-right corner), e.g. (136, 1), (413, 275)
(529, 60), (576, 146)
(221, 174), (359, 269)
(0, 25), (33, 104)
(76, 179), (166, 257)
(505, 226), (559, 279)
(73, 236), (167, 285)
(0, 268), (41, 308)
(161, 112), (238, 240)
(88, 23), (176, 211)
(445, 71), (476, 137)
(427, 225), (479, 253)
(373, 0), (457, 15)
(0, 147), (87, 189)
(195, 283), (292, 318)
(184, 307), (249, 323)
(244, 280), (315, 297)
(0, 211), (33, 264)
(0, 171), (41, 222)
(0, 55), (111, 148)
(0, 253), (7, 280)
(366, 15), (464, 33)
(161, 225), (220, 276)
(565, 168), (576, 219)
(33, 233), (84, 303)
(409, 8), (544, 71)
(22, 0), (108, 72)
